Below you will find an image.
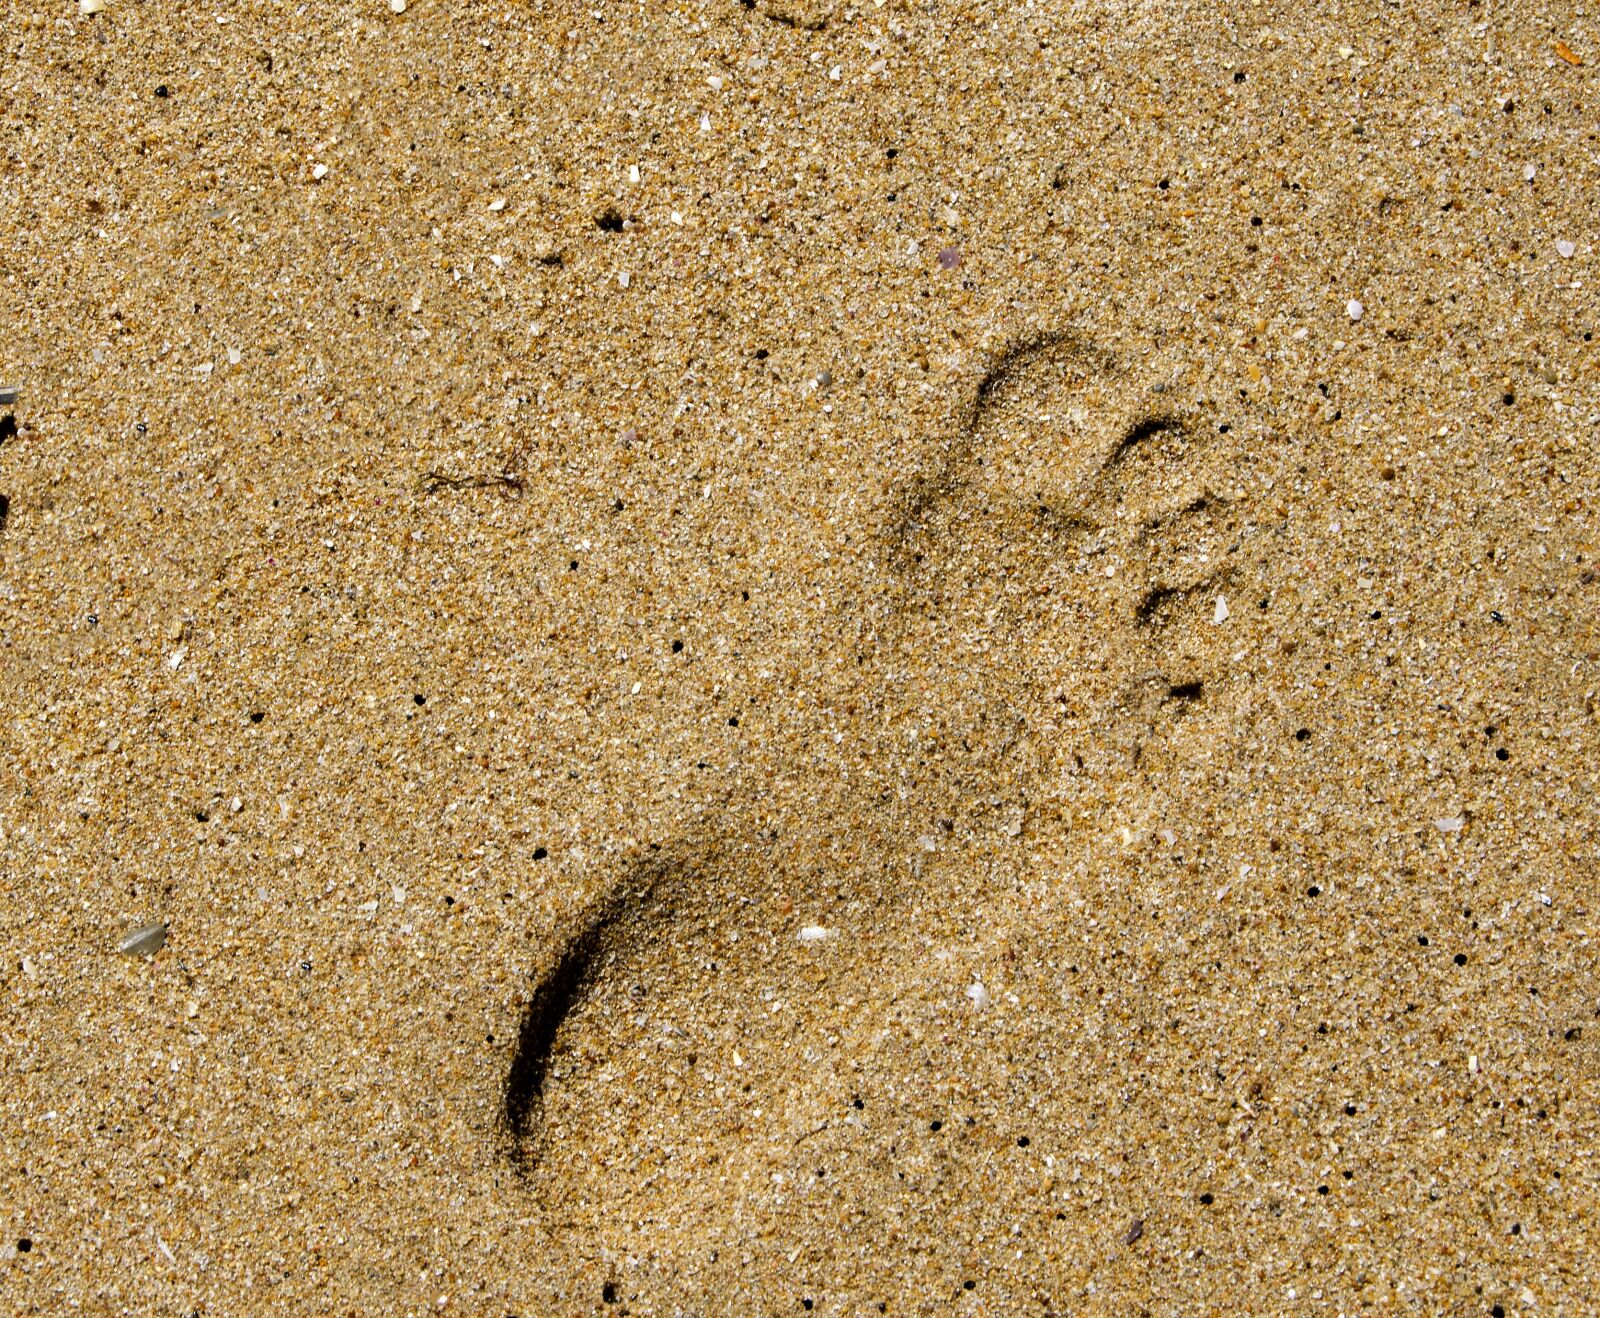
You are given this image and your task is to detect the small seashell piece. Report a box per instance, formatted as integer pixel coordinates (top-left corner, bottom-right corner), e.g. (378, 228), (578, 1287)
(966, 981), (992, 1010)
(797, 925), (830, 943)
(117, 922), (167, 956)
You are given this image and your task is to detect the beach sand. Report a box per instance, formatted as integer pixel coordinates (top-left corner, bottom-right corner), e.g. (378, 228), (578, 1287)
(3, 0), (1598, 1311)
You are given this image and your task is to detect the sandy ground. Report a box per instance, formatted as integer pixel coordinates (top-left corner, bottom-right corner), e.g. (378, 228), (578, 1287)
(3, 0), (1599, 1312)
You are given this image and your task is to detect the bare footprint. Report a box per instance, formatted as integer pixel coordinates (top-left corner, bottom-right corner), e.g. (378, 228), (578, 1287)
(500, 330), (1283, 1298)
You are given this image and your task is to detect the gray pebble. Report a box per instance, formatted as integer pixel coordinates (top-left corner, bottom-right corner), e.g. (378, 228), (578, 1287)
(117, 922), (168, 956)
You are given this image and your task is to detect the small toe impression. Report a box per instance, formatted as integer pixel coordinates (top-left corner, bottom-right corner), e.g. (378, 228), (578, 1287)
(894, 332), (1259, 657)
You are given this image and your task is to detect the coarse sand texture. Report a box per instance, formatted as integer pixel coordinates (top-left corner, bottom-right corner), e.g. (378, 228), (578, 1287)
(2, 0), (1598, 1313)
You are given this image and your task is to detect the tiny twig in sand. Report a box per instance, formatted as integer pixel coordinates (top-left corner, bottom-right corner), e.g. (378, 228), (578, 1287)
(418, 469), (523, 496)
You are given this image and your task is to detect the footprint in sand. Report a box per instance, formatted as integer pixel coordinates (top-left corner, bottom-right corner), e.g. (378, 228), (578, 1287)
(500, 331), (1287, 1298)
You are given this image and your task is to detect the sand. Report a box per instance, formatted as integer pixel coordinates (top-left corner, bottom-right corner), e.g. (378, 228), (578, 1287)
(3, 0), (1598, 1312)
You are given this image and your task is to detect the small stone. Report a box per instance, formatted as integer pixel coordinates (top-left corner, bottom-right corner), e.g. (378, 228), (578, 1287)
(937, 247), (962, 270)
(1346, 298), (1364, 321)
(389, 0), (406, 11)
(117, 923), (167, 956)
(311, 163), (329, 181)
(80, 0), (105, 13)
(1435, 815), (1464, 833)
(797, 925), (830, 943)
(1556, 239), (1576, 259)
(487, 198), (506, 212)
(617, 271), (631, 288)
(1124, 1218), (1145, 1245)
(965, 981), (991, 1010)
(0, 385), (18, 406)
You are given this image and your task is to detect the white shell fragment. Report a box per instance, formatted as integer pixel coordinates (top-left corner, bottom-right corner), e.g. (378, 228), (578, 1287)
(1212, 595), (1231, 625)
(797, 925), (830, 943)
(1346, 298), (1364, 320)
(117, 923), (167, 956)
(1435, 815), (1465, 833)
(1556, 239), (1576, 259)
(80, 0), (105, 13)
(965, 981), (992, 1010)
